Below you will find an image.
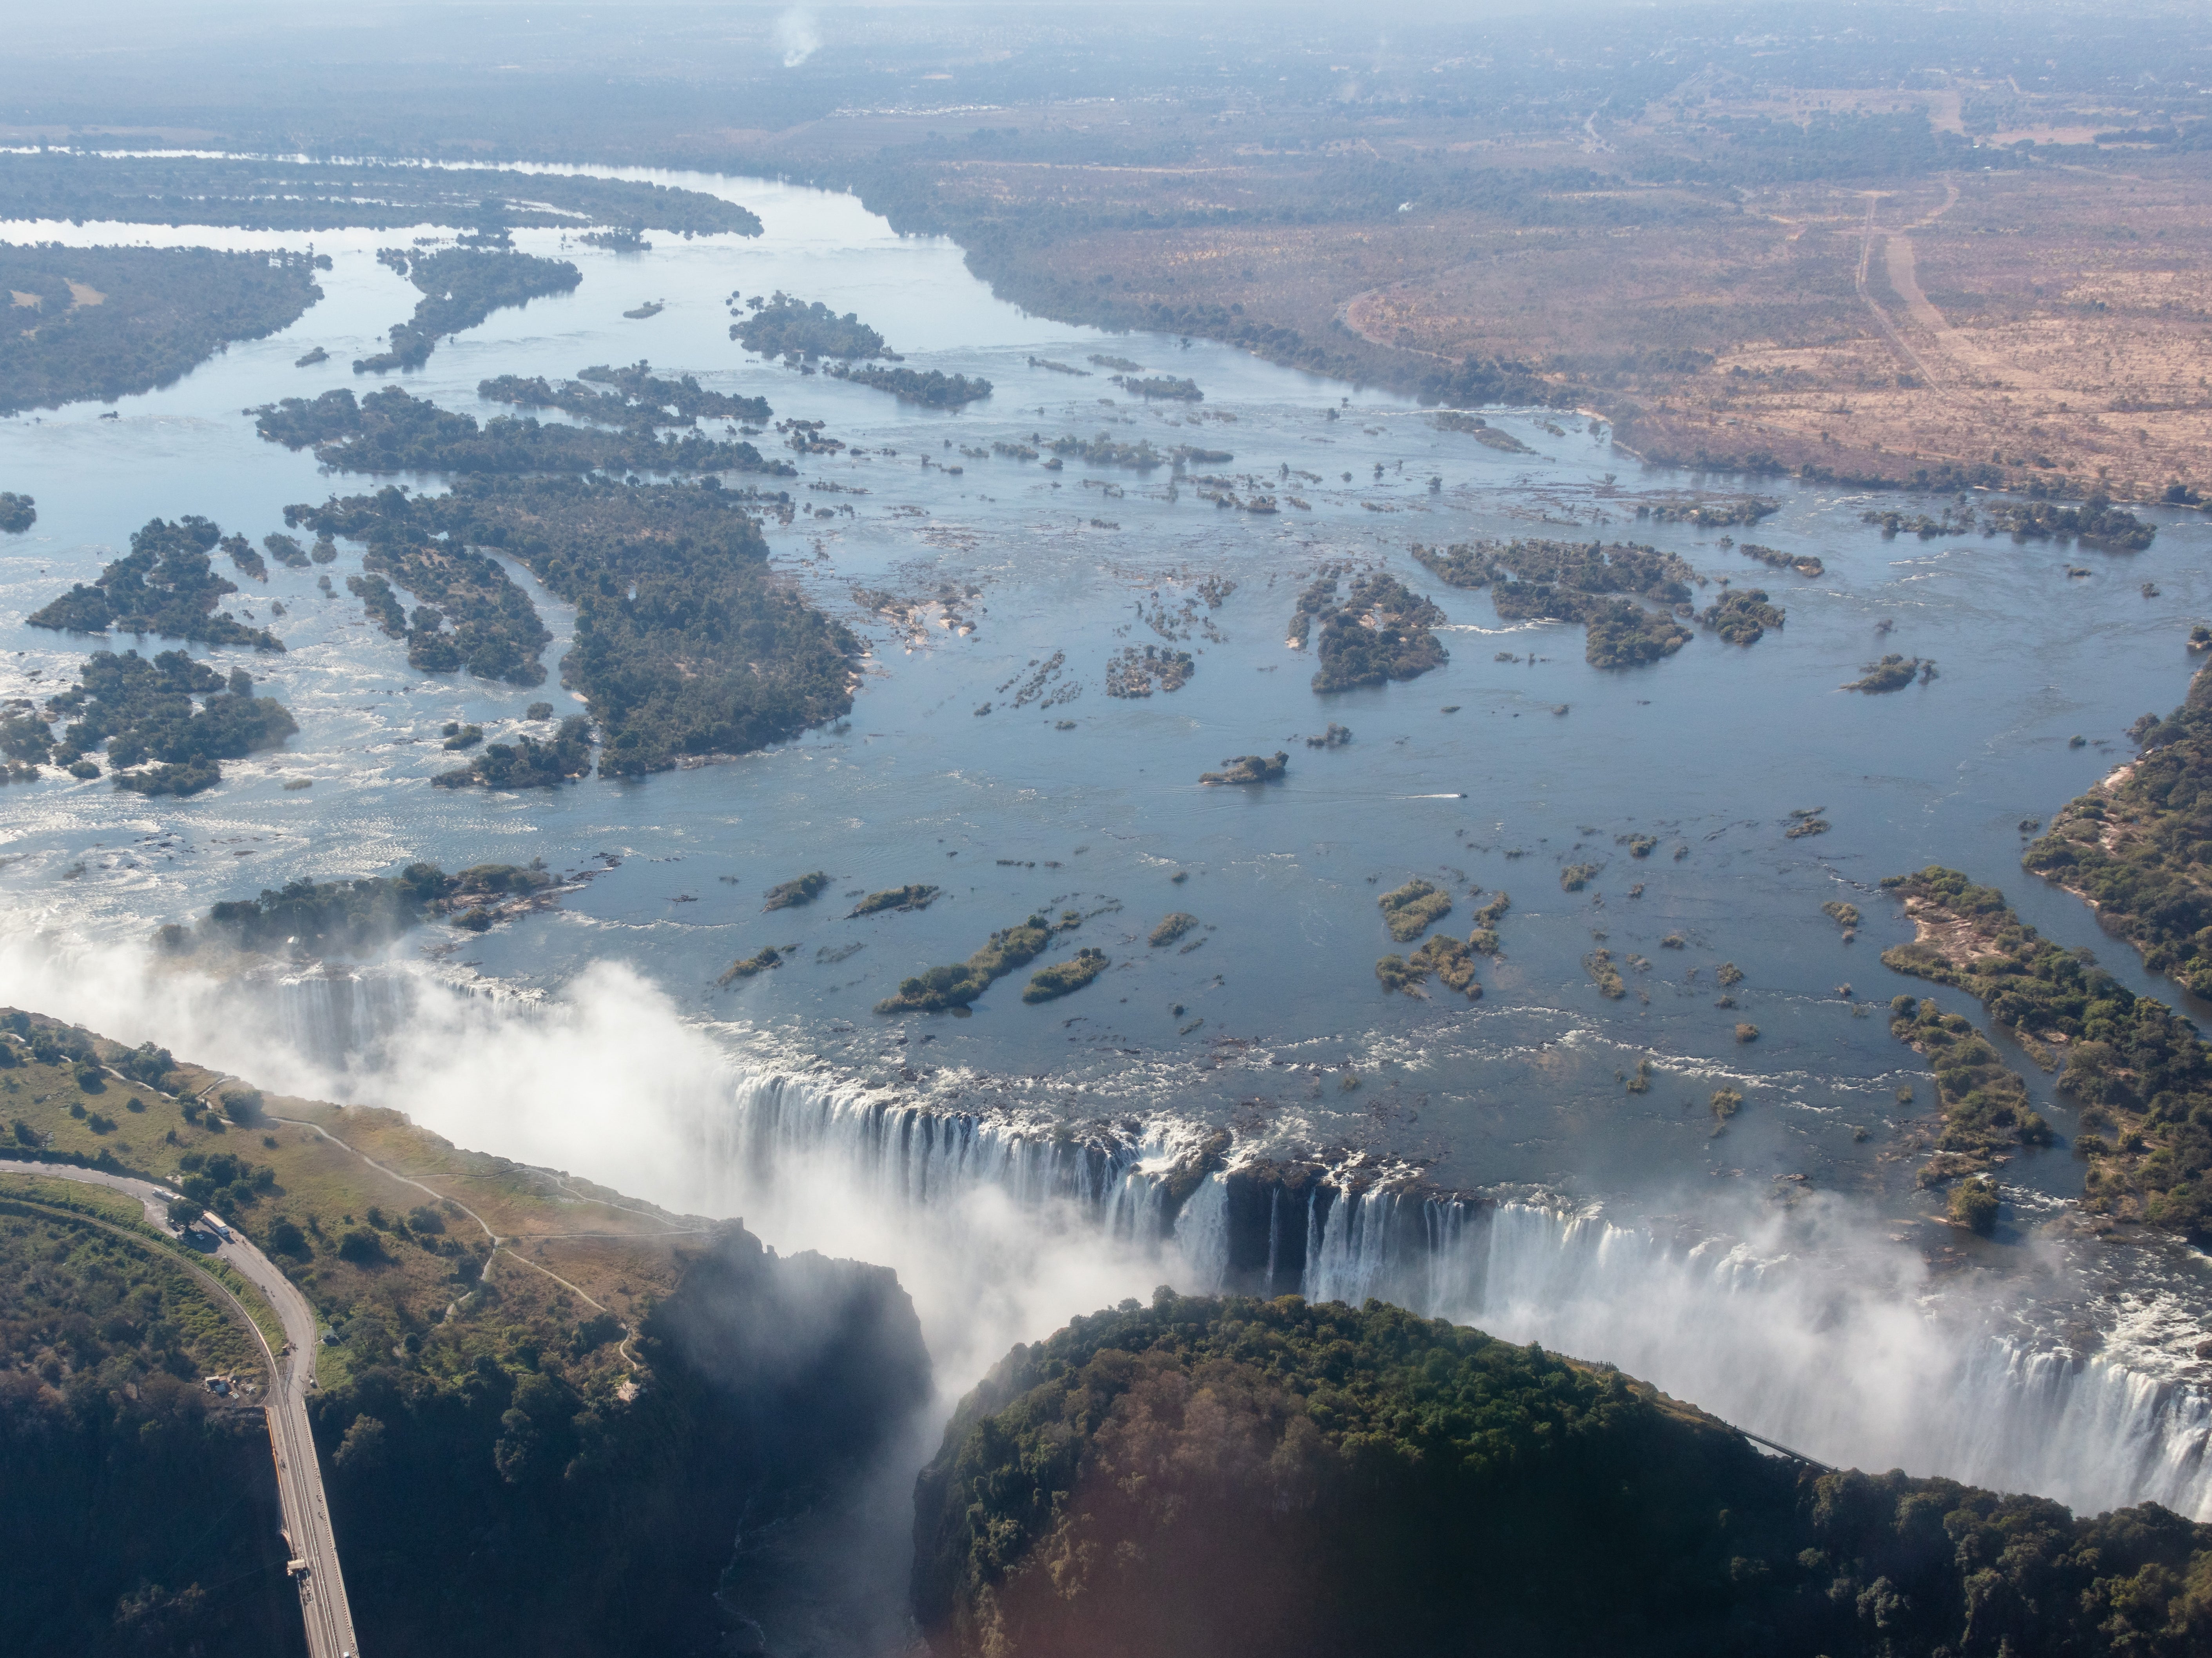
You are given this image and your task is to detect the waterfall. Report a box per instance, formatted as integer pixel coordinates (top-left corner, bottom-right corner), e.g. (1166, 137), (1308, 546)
(1284, 1187), (2212, 1522)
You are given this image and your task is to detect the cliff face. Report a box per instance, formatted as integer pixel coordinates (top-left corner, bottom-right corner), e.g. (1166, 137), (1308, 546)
(317, 1225), (932, 1658)
(913, 1291), (2212, 1658)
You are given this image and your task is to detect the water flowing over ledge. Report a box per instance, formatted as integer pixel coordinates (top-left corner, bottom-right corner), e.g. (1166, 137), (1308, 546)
(700, 1060), (2212, 1522)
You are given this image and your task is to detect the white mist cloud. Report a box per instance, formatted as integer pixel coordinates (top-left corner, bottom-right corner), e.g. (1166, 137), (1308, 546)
(776, 7), (820, 69)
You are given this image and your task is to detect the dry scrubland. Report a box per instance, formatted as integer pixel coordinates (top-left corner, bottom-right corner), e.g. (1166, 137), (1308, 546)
(755, 98), (2212, 503)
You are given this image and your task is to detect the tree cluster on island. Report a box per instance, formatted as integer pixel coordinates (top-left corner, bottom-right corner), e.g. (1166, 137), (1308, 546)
(354, 249), (581, 374)
(6, 650), (297, 795)
(289, 476), (857, 780)
(252, 386), (791, 477)
(0, 153), (765, 236)
(27, 515), (284, 651)
(730, 292), (888, 359)
(155, 862), (554, 958)
(478, 360), (772, 428)
(0, 243), (324, 416)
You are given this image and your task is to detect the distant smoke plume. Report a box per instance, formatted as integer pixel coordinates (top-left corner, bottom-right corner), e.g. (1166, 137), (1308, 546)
(776, 8), (820, 69)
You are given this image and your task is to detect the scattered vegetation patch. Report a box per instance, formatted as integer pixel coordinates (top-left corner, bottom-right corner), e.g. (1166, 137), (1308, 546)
(0, 492), (36, 533)
(161, 862), (551, 958)
(1412, 538), (1695, 669)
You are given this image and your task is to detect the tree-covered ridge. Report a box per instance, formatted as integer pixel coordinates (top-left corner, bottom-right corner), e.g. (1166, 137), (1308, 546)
(2025, 663), (2212, 999)
(27, 515), (283, 651)
(825, 363), (994, 407)
(354, 248), (580, 374)
(914, 1291), (2212, 1658)
(1879, 866), (2212, 1242)
(290, 477), (858, 776)
(730, 291), (889, 359)
(479, 361), (771, 427)
(0, 153), (763, 236)
(8, 650), (296, 796)
(0, 243), (323, 416)
(251, 386), (791, 477)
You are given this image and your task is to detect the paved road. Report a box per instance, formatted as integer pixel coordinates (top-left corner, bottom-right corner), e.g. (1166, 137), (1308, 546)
(0, 1159), (361, 1658)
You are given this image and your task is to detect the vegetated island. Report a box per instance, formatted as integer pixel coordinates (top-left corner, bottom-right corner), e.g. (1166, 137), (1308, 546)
(850, 883), (939, 916)
(430, 717), (595, 790)
(1376, 932), (1481, 998)
(1110, 373), (1201, 401)
(877, 911), (1082, 1012)
(291, 477), (854, 779)
(824, 363), (994, 408)
(6, 650), (295, 796)
(337, 517), (552, 686)
(1199, 753), (1288, 785)
(27, 515), (283, 651)
(2023, 662), (2212, 998)
(911, 1290), (2210, 1658)
(1411, 537), (1695, 668)
(0, 1007), (926, 1658)
(154, 862), (555, 958)
(0, 154), (764, 238)
(1844, 654), (1937, 693)
(1378, 877), (1451, 942)
(1, 492), (37, 533)
(478, 361), (771, 427)
(1469, 889), (1510, 954)
(252, 386), (790, 477)
(1148, 912), (1199, 947)
(730, 292), (888, 359)
(1431, 410), (1533, 453)
(356, 247), (580, 374)
(1880, 865), (2207, 1241)
(1737, 542), (1826, 577)
(1701, 586), (1785, 646)
(1289, 571), (1447, 691)
(1021, 947), (1109, 1002)
(0, 244), (324, 416)
(763, 871), (829, 911)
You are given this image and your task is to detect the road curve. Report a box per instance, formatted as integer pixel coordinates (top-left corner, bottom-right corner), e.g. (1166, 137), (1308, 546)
(0, 1159), (361, 1658)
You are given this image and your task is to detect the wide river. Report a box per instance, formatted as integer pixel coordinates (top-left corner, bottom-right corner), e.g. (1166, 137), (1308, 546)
(3, 165), (2209, 1517)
